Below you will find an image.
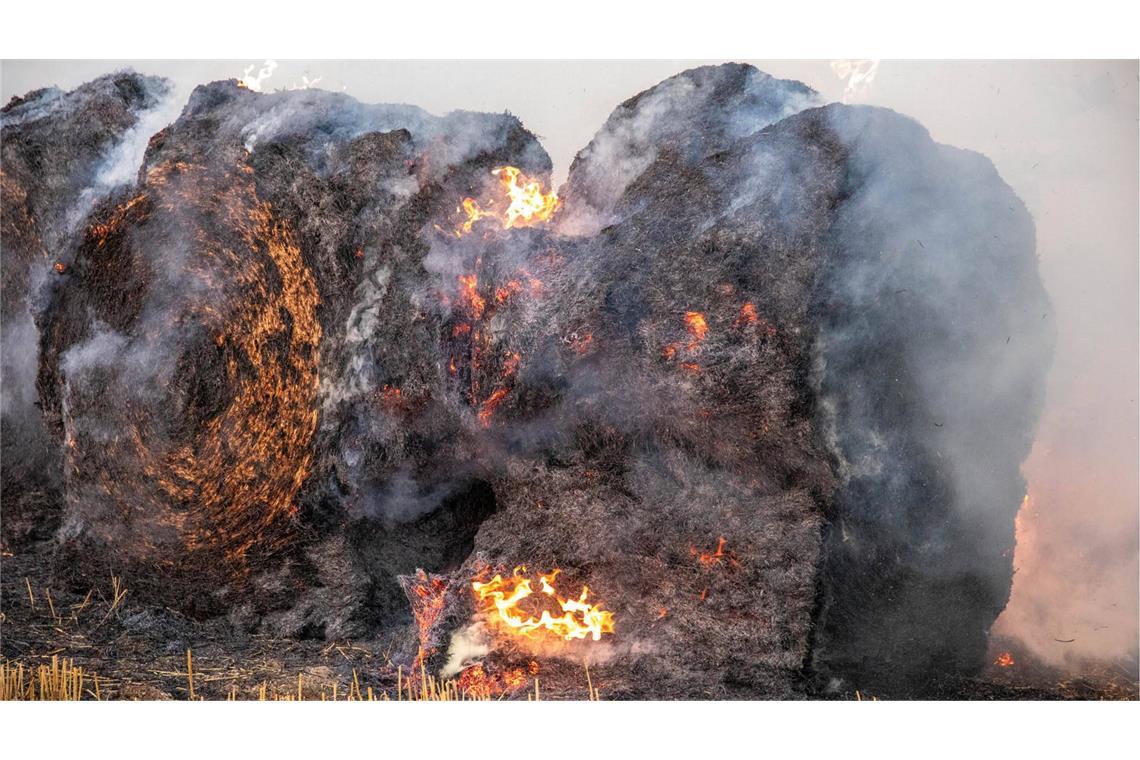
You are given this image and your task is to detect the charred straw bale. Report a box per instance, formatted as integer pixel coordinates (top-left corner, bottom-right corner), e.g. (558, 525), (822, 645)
(31, 78), (550, 621)
(1, 71), (172, 549)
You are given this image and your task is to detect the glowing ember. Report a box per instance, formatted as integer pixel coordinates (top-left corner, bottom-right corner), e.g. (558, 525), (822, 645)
(457, 274), (486, 319)
(501, 351), (521, 378)
(53, 262), (66, 274)
(684, 311), (708, 349)
(378, 385), (402, 407)
(472, 567), (615, 642)
(734, 302), (758, 327)
(570, 332), (594, 355)
(995, 651), (1015, 667)
(456, 663), (528, 697)
(691, 536), (738, 567)
(478, 388), (509, 427)
(495, 279), (523, 304)
(404, 570), (450, 669)
(455, 166), (560, 236)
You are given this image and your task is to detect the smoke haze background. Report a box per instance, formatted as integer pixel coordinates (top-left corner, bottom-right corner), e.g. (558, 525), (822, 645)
(2, 59), (1136, 667)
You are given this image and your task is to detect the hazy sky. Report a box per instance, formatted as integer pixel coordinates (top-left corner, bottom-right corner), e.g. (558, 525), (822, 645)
(2, 59), (1136, 665)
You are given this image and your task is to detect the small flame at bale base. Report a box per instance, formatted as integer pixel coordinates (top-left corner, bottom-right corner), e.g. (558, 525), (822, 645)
(455, 662), (531, 698)
(472, 567), (615, 643)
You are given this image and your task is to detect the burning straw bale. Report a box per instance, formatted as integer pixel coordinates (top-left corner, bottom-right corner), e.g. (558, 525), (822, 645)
(3, 63), (1055, 699)
(29, 77), (551, 626)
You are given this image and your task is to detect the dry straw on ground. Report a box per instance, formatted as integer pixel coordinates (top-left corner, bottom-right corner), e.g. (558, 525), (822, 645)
(2, 652), (602, 701)
(0, 656), (99, 700)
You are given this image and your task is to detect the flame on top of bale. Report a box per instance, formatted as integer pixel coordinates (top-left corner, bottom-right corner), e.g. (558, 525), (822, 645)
(455, 166), (560, 237)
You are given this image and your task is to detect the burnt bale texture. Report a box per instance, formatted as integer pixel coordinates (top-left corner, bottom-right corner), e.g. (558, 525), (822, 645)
(32, 80), (549, 627)
(2, 63), (1053, 698)
(1, 71), (171, 548)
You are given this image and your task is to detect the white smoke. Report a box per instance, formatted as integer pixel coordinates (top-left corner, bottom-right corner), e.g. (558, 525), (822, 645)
(441, 623), (492, 677)
(240, 59), (278, 92)
(830, 59), (880, 103)
(67, 82), (188, 232)
(286, 75), (323, 91)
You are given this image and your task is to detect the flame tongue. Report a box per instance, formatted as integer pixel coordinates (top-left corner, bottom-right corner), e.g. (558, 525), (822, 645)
(493, 166), (560, 229)
(455, 166), (559, 236)
(472, 567), (615, 642)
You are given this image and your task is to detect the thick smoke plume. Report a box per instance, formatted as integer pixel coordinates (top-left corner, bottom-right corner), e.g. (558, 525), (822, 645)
(825, 60), (1139, 673)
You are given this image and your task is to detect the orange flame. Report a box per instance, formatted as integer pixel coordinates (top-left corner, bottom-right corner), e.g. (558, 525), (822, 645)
(455, 166), (559, 236)
(457, 197), (494, 236)
(472, 567), (615, 642)
(457, 274), (486, 319)
(494, 166), (560, 229)
(995, 652), (1015, 667)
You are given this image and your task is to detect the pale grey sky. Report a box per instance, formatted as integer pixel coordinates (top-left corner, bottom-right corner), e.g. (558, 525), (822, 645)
(2, 59), (1137, 665)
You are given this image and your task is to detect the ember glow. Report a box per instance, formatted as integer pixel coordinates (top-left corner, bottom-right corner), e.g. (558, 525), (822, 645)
(457, 274), (486, 319)
(472, 567), (615, 642)
(994, 652), (1015, 668)
(456, 663), (528, 697)
(406, 570), (450, 669)
(478, 388), (508, 428)
(684, 311), (708, 349)
(734, 302), (758, 327)
(691, 536), (738, 568)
